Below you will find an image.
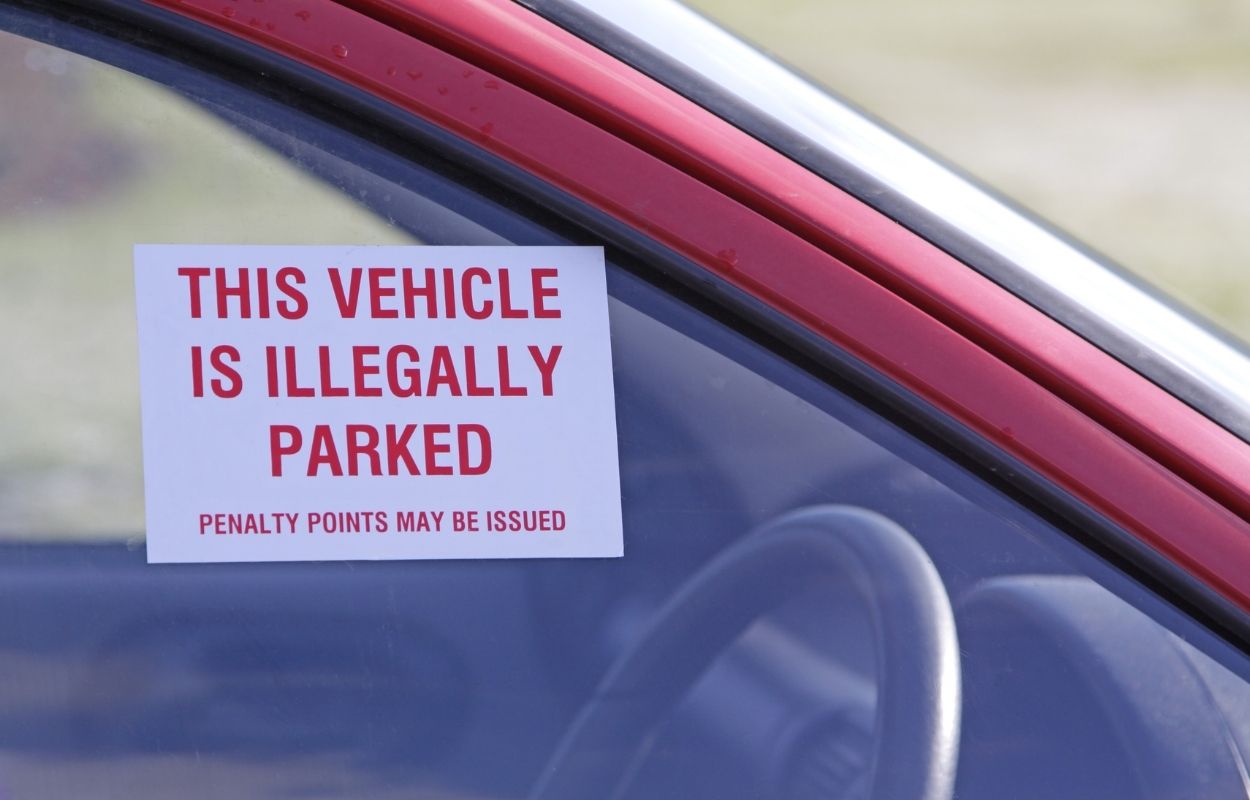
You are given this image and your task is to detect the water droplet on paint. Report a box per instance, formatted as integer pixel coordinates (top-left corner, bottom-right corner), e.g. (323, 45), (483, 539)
(331, 44), (349, 59)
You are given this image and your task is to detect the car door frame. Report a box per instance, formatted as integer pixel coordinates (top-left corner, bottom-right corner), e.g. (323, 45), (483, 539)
(28, 0), (1250, 643)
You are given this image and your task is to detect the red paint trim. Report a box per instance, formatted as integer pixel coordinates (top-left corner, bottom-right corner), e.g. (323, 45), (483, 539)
(350, 0), (1250, 525)
(140, 0), (1250, 613)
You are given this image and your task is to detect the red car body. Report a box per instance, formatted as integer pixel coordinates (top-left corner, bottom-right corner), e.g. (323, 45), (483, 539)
(142, 0), (1250, 616)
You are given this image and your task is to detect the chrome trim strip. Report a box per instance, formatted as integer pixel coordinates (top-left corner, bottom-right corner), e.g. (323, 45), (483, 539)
(551, 0), (1250, 436)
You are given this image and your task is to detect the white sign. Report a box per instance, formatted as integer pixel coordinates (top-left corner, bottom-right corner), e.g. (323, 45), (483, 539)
(134, 245), (622, 563)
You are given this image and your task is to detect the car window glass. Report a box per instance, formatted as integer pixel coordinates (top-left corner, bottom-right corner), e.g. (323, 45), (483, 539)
(2, 15), (1250, 800)
(0, 28), (412, 539)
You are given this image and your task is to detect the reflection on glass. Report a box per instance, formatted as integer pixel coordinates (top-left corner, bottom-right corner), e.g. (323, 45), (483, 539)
(0, 32), (411, 538)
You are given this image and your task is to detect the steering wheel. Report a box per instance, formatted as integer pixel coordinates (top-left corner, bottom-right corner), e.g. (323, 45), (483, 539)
(530, 505), (962, 800)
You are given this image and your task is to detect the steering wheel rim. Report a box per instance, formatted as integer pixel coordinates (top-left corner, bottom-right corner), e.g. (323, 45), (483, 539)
(530, 504), (962, 800)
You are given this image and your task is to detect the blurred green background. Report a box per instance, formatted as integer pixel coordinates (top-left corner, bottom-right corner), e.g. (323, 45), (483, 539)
(687, 0), (1250, 339)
